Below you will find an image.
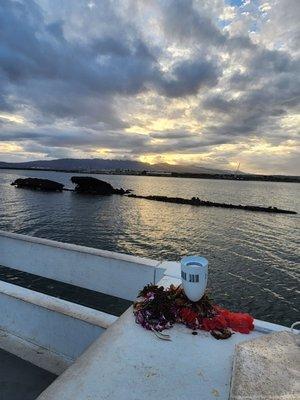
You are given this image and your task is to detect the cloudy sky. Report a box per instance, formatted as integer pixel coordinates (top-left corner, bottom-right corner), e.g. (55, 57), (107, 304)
(0, 0), (299, 174)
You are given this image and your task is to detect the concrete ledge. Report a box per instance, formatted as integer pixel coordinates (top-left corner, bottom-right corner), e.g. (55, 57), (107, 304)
(0, 230), (159, 267)
(0, 329), (72, 375)
(0, 231), (165, 300)
(0, 281), (112, 360)
(0, 281), (118, 329)
(157, 275), (181, 288)
(254, 318), (290, 333)
(158, 261), (181, 279)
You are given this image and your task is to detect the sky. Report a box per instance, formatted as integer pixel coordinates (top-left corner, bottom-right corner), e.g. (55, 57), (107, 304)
(0, 0), (299, 174)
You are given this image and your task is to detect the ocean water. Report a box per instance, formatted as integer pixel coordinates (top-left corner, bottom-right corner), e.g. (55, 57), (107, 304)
(0, 168), (299, 326)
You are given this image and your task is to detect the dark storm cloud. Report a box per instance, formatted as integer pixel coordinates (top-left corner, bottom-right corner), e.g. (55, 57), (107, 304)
(0, 73), (13, 112)
(0, 0), (299, 170)
(158, 59), (221, 98)
(0, 1), (155, 94)
(144, 135), (228, 154)
(0, 92), (12, 112)
(201, 43), (300, 143)
(160, 0), (226, 46)
(0, 131), (41, 141)
(0, 0), (219, 100)
(0, 127), (149, 150)
(203, 95), (236, 113)
(155, 0), (299, 150)
(150, 130), (198, 139)
(0, 0), (226, 159)
(0, 122), (226, 157)
(249, 48), (294, 74)
(159, 0), (254, 53)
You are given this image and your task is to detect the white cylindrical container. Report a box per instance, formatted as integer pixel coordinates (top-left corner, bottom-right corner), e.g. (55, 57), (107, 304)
(181, 256), (208, 302)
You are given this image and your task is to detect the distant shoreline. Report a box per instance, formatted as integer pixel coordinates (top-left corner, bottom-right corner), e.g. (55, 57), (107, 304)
(0, 166), (299, 183)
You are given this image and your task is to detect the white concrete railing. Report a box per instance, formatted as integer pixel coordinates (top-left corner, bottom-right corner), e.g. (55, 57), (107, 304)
(0, 230), (165, 301)
(0, 280), (117, 374)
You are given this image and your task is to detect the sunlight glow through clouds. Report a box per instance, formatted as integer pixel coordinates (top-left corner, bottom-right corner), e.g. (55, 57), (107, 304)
(0, 142), (23, 153)
(0, 113), (25, 124)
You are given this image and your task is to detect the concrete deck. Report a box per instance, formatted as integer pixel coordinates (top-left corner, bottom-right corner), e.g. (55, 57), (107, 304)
(230, 331), (300, 399)
(37, 307), (264, 400)
(0, 348), (56, 400)
(36, 263), (292, 400)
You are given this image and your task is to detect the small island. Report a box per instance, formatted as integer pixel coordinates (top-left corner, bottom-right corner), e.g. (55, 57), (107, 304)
(11, 178), (64, 192)
(71, 176), (130, 195)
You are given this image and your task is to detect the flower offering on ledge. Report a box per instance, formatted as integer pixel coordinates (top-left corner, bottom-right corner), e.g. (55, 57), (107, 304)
(133, 284), (254, 340)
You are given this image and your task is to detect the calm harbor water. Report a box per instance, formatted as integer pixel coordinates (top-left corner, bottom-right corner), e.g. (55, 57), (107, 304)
(0, 168), (299, 326)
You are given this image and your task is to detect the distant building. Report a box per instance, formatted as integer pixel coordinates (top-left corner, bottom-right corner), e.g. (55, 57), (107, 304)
(146, 171), (172, 176)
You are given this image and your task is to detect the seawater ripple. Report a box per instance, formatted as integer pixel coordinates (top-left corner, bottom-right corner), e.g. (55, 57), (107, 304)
(0, 169), (299, 326)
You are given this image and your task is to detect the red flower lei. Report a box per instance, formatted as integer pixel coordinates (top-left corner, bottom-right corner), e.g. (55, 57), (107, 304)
(134, 284), (254, 339)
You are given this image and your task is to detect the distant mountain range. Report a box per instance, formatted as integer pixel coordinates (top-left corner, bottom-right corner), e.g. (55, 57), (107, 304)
(1, 158), (299, 182)
(0, 158), (234, 175)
